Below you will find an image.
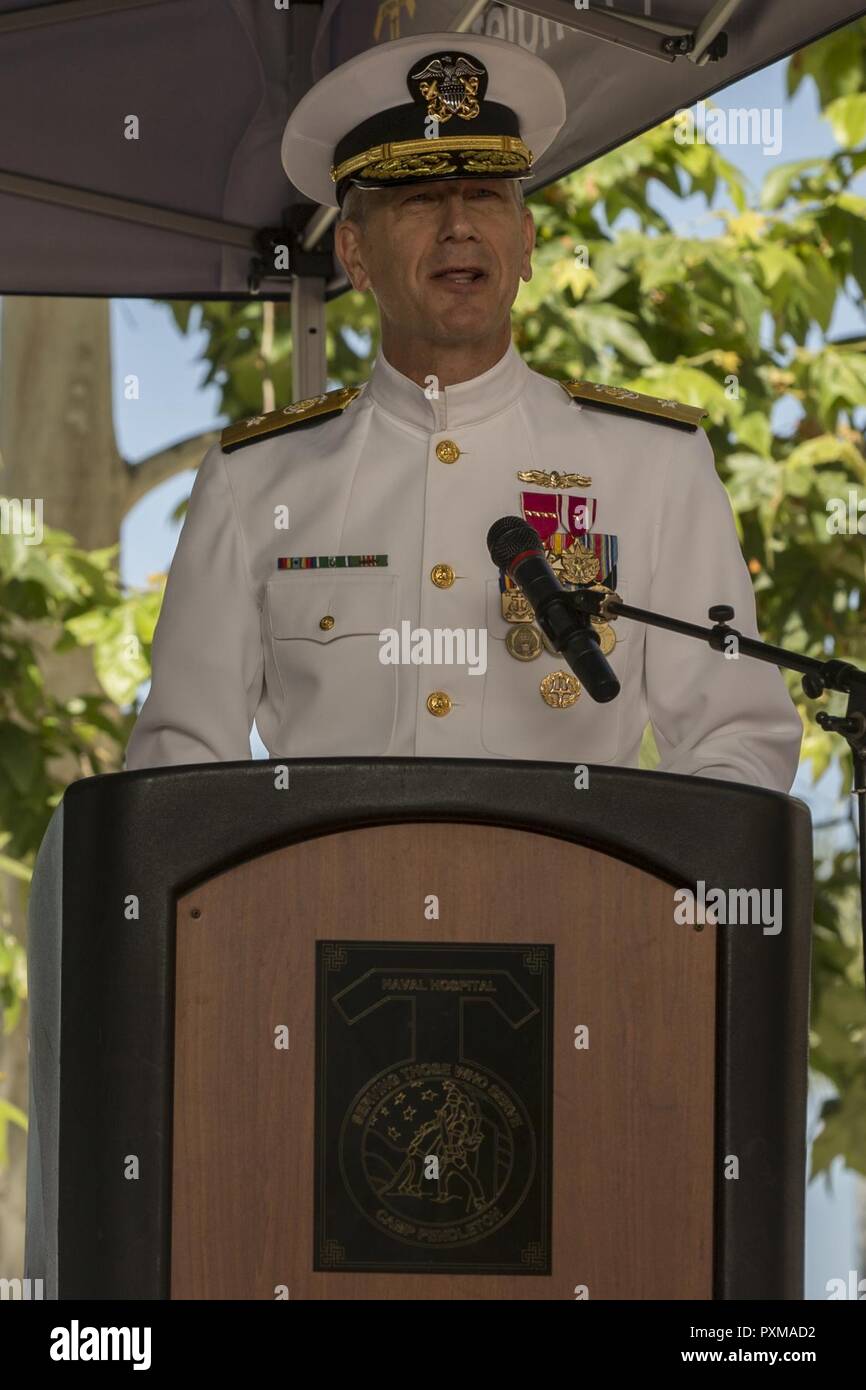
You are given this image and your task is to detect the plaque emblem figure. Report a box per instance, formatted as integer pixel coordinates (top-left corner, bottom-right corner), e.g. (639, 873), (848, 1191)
(341, 1062), (535, 1249)
(382, 1079), (487, 1213)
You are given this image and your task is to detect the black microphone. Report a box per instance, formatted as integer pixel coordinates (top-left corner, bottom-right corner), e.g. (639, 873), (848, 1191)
(487, 516), (620, 703)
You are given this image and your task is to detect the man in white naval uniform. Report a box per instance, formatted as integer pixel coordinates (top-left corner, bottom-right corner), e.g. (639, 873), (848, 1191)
(26, 29), (805, 1304)
(124, 32), (803, 791)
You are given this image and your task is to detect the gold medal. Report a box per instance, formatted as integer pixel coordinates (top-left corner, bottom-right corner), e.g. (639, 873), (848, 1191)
(559, 542), (600, 585)
(539, 670), (581, 708)
(506, 624), (543, 661)
(501, 589), (534, 623)
(541, 621), (615, 656)
(592, 621), (616, 656)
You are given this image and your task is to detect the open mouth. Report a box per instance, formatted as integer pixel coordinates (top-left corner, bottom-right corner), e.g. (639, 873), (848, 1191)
(431, 267), (487, 284)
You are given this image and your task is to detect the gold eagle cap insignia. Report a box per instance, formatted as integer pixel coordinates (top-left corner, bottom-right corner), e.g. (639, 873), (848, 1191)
(408, 53), (487, 124)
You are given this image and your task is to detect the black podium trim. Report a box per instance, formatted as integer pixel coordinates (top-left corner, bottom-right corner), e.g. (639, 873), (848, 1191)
(38, 758), (811, 1299)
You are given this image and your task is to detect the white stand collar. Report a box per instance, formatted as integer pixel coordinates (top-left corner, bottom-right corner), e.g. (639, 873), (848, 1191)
(367, 339), (532, 431)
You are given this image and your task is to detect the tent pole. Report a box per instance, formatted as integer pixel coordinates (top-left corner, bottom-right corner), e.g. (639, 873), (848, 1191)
(291, 274), (327, 399)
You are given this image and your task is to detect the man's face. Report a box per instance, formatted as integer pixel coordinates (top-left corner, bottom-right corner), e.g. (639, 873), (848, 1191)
(334, 178), (535, 347)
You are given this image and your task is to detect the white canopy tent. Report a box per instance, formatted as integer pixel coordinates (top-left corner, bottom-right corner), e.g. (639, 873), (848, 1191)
(1, 0), (864, 392)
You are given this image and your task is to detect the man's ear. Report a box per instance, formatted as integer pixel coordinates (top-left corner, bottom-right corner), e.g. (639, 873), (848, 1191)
(334, 220), (371, 293)
(520, 207), (536, 283)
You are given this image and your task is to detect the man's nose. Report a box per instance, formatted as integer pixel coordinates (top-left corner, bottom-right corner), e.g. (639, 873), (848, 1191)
(437, 194), (482, 237)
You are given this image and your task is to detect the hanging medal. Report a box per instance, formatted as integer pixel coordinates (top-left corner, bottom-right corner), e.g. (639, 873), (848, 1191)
(499, 571), (534, 623)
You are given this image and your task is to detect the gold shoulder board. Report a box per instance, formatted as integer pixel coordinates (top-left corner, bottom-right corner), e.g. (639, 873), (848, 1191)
(559, 379), (706, 431)
(221, 385), (363, 454)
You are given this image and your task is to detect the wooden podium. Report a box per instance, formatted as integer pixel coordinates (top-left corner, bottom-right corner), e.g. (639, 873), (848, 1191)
(25, 759), (812, 1300)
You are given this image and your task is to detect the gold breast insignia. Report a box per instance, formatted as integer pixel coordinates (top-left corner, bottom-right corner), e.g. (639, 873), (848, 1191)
(517, 469), (592, 489)
(539, 671), (581, 709)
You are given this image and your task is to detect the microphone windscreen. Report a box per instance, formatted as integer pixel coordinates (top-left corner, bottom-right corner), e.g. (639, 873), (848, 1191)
(487, 516), (542, 568)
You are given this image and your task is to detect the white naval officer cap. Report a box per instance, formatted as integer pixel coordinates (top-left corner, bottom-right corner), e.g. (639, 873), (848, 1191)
(280, 31), (567, 210)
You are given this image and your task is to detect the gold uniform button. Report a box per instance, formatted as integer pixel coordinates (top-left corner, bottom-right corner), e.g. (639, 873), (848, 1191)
(435, 439), (461, 464)
(430, 563), (456, 589)
(319, 615), (335, 630)
(426, 691), (453, 717)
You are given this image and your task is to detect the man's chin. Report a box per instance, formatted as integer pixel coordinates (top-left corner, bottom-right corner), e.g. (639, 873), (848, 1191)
(423, 307), (503, 344)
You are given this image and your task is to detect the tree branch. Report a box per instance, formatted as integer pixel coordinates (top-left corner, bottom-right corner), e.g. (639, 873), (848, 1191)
(123, 429), (221, 510)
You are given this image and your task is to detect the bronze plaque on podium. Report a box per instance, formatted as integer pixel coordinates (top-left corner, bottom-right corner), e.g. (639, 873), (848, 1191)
(315, 941), (554, 1275)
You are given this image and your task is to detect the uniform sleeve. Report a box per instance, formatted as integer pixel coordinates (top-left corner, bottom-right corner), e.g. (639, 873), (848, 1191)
(124, 442), (264, 771)
(643, 425), (803, 792)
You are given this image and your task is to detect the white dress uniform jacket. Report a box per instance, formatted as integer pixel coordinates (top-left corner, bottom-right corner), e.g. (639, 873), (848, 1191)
(124, 342), (803, 790)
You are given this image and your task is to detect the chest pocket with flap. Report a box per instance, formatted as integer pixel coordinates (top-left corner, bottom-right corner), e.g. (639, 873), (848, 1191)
(264, 573), (398, 754)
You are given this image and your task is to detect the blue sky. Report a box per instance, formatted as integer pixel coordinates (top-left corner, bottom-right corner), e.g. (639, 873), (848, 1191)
(110, 53), (863, 1290)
